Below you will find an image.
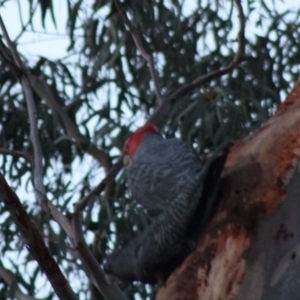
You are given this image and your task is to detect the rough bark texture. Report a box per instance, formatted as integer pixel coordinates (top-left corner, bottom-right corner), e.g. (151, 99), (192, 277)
(156, 81), (300, 300)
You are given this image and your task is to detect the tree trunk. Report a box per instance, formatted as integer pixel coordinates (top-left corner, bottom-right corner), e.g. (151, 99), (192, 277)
(156, 81), (300, 300)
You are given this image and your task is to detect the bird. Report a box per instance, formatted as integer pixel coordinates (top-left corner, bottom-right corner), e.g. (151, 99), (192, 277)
(104, 123), (229, 284)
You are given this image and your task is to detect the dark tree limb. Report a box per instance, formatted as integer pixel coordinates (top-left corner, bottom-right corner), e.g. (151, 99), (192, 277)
(0, 17), (126, 300)
(0, 173), (78, 300)
(0, 165), (126, 299)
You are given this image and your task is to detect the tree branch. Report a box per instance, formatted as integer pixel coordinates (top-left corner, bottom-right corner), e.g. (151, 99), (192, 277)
(0, 16), (48, 211)
(29, 75), (113, 173)
(0, 148), (32, 162)
(0, 15), (125, 299)
(0, 172), (77, 300)
(74, 158), (123, 214)
(70, 211), (127, 300)
(149, 0), (245, 124)
(114, 0), (163, 103)
(42, 157), (126, 300)
(0, 20), (112, 174)
(168, 0), (245, 100)
(47, 200), (74, 237)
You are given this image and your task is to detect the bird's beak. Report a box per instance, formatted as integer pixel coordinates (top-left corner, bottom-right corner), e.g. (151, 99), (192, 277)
(123, 154), (132, 167)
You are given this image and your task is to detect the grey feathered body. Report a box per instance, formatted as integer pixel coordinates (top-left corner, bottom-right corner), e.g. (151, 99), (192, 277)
(127, 133), (203, 214)
(104, 132), (229, 283)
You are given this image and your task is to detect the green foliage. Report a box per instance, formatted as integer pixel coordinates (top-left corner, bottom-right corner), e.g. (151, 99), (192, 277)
(0, 0), (300, 299)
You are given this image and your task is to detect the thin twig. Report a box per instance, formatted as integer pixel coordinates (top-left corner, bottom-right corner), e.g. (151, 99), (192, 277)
(0, 147), (32, 162)
(114, 0), (163, 103)
(0, 16), (48, 211)
(14, 1), (39, 42)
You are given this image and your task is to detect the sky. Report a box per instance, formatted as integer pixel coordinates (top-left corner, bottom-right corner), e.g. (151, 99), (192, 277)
(1, 0), (299, 63)
(1, 1), (69, 59)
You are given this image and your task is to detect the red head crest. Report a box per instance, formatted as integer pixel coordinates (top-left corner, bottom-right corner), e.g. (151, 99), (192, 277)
(123, 123), (159, 159)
